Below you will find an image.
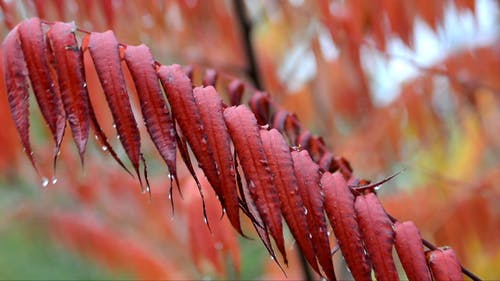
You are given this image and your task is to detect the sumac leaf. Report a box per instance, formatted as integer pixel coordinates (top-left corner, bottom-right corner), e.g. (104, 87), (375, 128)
(322, 171), (371, 280)
(123, 44), (178, 190)
(86, 31), (142, 183)
(249, 91), (270, 125)
(47, 21), (90, 164)
(260, 128), (318, 272)
(355, 192), (399, 281)
(2, 27), (37, 171)
(394, 221), (432, 281)
(193, 86), (242, 235)
(224, 105), (285, 264)
(292, 150), (336, 281)
(228, 79), (244, 106)
(18, 17), (66, 165)
(426, 247), (463, 281)
(157, 64), (213, 222)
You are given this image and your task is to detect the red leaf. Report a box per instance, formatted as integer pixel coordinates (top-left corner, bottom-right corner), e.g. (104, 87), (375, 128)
(157, 64), (214, 222)
(123, 44), (178, 191)
(223, 105), (285, 264)
(47, 21), (90, 164)
(202, 68), (217, 87)
(228, 79), (244, 106)
(18, 18), (66, 166)
(355, 192), (399, 281)
(249, 91), (271, 125)
(426, 247), (463, 281)
(2, 27), (38, 171)
(322, 171), (371, 280)
(260, 128), (319, 272)
(292, 150), (336, 281)
(86, 31), (142, 184)
(394, 221), (432, 281)
(193, 86), (242, 235)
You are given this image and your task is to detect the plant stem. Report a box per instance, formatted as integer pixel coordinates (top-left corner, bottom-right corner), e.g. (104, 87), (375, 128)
(233, 0), (263, 90)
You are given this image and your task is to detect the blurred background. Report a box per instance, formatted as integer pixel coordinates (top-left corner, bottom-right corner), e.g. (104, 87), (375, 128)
(0, 0), (499, 279)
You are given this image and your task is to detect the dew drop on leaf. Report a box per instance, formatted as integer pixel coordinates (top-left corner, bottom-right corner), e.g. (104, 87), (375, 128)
(101, 145), (108, 151)
(41, 177), (49, 187)
(304, 207), (308, 215)
(203, 217), (208, 224)
(51, 177), (58, 184)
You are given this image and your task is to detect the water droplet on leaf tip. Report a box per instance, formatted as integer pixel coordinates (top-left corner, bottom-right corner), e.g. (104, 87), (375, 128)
(41, 177), (49, 187)
(51, 177), (58, 184)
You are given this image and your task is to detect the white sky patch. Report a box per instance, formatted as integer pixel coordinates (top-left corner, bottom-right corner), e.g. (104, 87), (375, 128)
(368, 0), (499, 106)
(318, 26), (340, 61)
(279, 42), (317, 92)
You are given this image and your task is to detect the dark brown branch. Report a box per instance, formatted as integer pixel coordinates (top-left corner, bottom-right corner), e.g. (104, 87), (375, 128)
(233, 0), (263, 90)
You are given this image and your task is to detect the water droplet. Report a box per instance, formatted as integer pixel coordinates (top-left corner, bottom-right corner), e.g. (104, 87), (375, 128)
(327, 231), (331, 236)
(304, 207), (308, 215)
(51, 177), (58, 184)
(222, 208), (226, 214)
(146, 186), (150, 193)
(41, 177), (49, 187)
(168, 193), (172, 200)
(112, 123), (116, 128)
(116, 135), (120, 140)
(82, 82), (87, 88)
(203, 217), (208, 224)
(29, 151), (34, 156)
(57, 151), (61, 156)
(101, 146), (108, 151)
(308, 233), (313, 239)
(270, 255), (275, 260)
(94, 135), (99, 140)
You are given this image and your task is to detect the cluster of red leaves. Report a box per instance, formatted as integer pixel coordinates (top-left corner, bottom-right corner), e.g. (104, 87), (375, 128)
(1, 17), (478, 280)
